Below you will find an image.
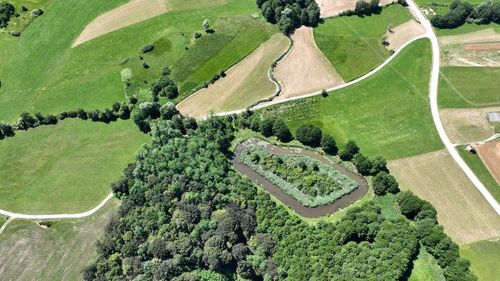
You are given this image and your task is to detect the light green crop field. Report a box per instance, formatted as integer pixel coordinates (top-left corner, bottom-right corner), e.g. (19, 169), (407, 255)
(262, 39), (443, 160)
(457, 145), (500, 202)
(0, 0), (276, 122)
(461, 239), (500, 281)
(314, 4), (411, 81)
(0, 216), (6, 228)
(0, 119), (149, 214)
(436, 23), (500, 36)
(0, 199), (119, 281)
(408, 247), (445, 281)
(439, 67), (500, 108)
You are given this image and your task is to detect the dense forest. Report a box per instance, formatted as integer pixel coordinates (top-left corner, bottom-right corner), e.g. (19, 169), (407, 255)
(85, 112), (476, 280)
(256, 0), (321, 34)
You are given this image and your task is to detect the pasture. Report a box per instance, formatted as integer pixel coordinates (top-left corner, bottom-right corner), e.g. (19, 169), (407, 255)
(408, 248), (445, 281)
(177, 34), (289, 118)
(0, 119), (149, 214)
(314, 4), (412, 81)
(388, 149), (500, 244)
(438, 67), (500, 108)
(0, 0), (275, 122)
(0, 199), (119, 281)
(440, 107), (499, 144)
(460, 239), (500, 281)
(262, 39), (443, 160)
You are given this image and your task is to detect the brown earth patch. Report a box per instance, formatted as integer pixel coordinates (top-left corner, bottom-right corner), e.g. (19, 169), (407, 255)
(315, 0), (396, 18)
(477, 142), (500, 184)
(388, 149), (500, 244)
(385, 20), (426, 51)
(274, 26), (344, 101)
(72, 0), (168, 48)
(177, 34), (289, 119)
(440, 107), (500, 144)
(439, 28), (500, 46)
(464, 42), (500, 51)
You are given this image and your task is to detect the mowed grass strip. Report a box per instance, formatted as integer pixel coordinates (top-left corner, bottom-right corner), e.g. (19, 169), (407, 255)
(460, 239), (500, 281)
(0, 120), (149, 214)
(408, 247), (445, 281)
(457, 145), (500, 202)
(314, 4), (412, 81)
(439, 67), (500, 108)
(0, 199), (119, 281)
(178, 34), (289, 118)
(263, 39), (443, 160)
(388, 149), (500, 244)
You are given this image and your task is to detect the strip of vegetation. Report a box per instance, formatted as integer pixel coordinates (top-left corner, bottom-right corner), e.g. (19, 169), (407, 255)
(239, 143), (359, 207)
(257, 0), (320, 34)
(431, 0), (500, 29)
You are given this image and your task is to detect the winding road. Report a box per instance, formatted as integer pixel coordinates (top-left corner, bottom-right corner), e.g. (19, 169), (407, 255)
(0, 0), (497, 226)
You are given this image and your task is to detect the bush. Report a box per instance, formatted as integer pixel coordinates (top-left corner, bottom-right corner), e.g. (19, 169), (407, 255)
(10, 31), (20, 37)
(260, 118), (274, 137)
(339, 140), (359, 161)
(0, 2), (15, 28)
(397, 191), (424, 219)
(141, 45), (154, 53)
(273, 119), (292, 142)
(321, 134), (338, 155)
(372, 172), (399, 195)
(31, 8), (43, 17)
(296, 125), (322, 147)
(352, 153), (373, 176)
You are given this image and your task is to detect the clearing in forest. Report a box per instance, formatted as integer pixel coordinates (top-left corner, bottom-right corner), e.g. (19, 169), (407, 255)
(177, 34), (289, 119)
(440, 107), (500, 144)
(314, 0), (396, 18)
(274, 26), (344, 101)
(72, 0), (168, 47)
(388, 149), (500, 244)
(477, 142), (500, 185)
(0, 199), (119, 281)
(385, 20), (426, 51)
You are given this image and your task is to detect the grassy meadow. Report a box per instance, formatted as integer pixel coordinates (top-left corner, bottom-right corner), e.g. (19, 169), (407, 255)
(0, 119), (149, 214)
(314, 4), (412, 81)
(460, 239), (500, 281)
(438, 67), (500, 108)
(0, 199), (119, 281)
(457, 145), (500, 202)
(0, 0), (276, 122)
(408, 248), (445, 281)
(262, 39), (443, 160)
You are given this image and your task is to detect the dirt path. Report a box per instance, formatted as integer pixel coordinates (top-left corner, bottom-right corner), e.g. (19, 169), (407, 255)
(274, 26), (344, 101)
(315, 0), (396, 18)
(72, 0), (168, 47)
(232, 139), (368, 218)
(386, 19), (426, 51)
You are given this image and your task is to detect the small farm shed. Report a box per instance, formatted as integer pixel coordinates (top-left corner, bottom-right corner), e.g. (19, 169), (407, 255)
(488, 112), (500, 122)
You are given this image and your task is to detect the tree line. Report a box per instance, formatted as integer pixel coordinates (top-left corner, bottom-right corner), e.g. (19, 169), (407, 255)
(257, 0), (321, 34)
(431, 0), (500, 29)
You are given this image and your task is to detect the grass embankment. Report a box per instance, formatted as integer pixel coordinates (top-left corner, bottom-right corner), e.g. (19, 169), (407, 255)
(457, 145), (500, 202)
(460, 239), (500, 281)
(438, 67), (500, 108)
(314, 4), (412, 81)
(408, 247), (445, 281)
(0, 0), (276, 122)
(0, 119), (149, 214)
(0, 199), (119, 281)
(262, 39), (442, 160)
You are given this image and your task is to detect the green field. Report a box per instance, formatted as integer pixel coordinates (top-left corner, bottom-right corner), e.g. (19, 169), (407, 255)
(408, 247), (445, 281)
(0, 119), (149, 214)
(314, 4), (411, 81)
(461, 239), (500, 281)
(435, 22), (500, 36)
(0, 0), (276, 122)
(439, 67), (500, 108)
(457, 145), (500, 202)
(262, 39), (443, 160)
(0, 199), (119, 281)
(0, 216), (6, 228)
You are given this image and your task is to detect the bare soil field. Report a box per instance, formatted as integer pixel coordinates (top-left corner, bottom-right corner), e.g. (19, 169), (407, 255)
(438, 28), (500, 46)
(315, 0), (396, 18)
(477, 142), (500, 184)
(177, 34), (289, 119)
(442, 45), (500, 67)
(72, 0), (168, 47)
(385, 20), (426, 51)
(388, 149), (500, 244)
(440, 107), (500, 144)
(274, 27), (344, 100)
(464, 42), (500, 51)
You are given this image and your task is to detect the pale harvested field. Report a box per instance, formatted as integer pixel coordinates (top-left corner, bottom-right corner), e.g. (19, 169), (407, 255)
(177, 34), (289, 119)
(386, 20), (426, 51)
(465, 42), (500, 51)
(442, 45), (500, 67)
(0, 199), (119, 281)
(439, 28), (500, 46)
(72, 0), (168, 47)
(315, 0), (396, 18)
(388, 149), (500, 244)
(440, 107), (500, 144)
(477, 142), (500, 184)
(274, 27), (344, 100)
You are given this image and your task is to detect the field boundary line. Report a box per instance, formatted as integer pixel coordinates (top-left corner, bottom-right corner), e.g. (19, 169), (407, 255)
(0, 193), (114, 220)
(0, 217), (14, 235)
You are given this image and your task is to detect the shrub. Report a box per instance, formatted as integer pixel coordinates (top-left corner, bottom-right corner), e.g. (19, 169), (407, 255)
(160, 102), (178, 120)
(296, 125), (322, 147)
(10, 31), (20, 37)
(339, 140), (359, 161)
(397, 191), (424, 219)
(31, 8), (43, 17)
(0, 2), (15, 28)
(352, 153), (373, 176)
(272, 119), (292, 142)
(260, 118), (274, 137)
(321, 134), (338, 155)
(141, 45), (154, 53)
(373, 172), (399, 195)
